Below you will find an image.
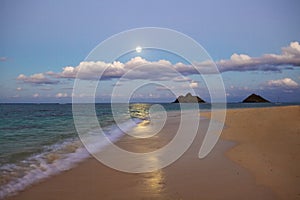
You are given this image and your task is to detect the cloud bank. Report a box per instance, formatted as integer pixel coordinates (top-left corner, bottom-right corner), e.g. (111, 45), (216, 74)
(16, 41), (300, 84)
(217, 41), (300, 72)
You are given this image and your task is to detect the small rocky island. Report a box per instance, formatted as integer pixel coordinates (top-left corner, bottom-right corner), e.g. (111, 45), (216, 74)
(173, 93), (206, 103)
(242, 93), (270, 103)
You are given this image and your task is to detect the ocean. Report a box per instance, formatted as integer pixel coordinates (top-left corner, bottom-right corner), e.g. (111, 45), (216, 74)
(0, 102), (298, 198)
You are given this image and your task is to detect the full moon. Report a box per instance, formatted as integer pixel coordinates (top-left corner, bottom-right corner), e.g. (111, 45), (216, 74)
(136, 46), (142, 53)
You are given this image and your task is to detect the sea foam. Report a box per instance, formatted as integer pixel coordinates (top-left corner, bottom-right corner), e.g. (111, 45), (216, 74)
(0, 119), (139, 199)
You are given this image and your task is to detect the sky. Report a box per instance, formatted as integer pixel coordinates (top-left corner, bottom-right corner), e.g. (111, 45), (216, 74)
(0, 0), (300, 103)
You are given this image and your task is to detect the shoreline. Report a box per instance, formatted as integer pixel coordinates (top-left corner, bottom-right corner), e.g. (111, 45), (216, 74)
(5, 106), (300, 199)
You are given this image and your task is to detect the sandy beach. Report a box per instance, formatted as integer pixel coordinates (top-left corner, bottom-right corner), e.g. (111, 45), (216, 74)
(215, 105), (300, 199)
(6, 105), (300, 200)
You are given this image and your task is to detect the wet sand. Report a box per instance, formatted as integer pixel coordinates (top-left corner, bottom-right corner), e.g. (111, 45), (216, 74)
(6, 106), (300, 200)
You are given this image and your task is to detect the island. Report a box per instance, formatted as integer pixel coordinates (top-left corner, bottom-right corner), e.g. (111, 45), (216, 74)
(242, 93), (270, 103)
(172, 93), (206, 103)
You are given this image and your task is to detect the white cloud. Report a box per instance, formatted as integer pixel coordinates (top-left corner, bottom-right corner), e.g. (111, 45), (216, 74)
(189, 81), (198, 88)
(55, 93), (68, 98)
(230, 53), (251, 62)
(17, 41), (300, 84)
(282, 41), (300, 57)
(33, 93), (40, 98)
(217, 41), (300, 72)
(267, 78), (299, 88)
(16, 87), (22, 91)
(17, 73), (59, 84)
(47, 57), (195, 81)
(51, 61), (125, 80)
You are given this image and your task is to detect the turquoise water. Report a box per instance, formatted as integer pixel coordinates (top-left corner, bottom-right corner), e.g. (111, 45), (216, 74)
(0, 102), (299, 198)
(0, 103), (152, 198)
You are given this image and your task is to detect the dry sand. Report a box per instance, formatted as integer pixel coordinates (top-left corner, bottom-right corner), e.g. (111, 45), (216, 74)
(6, 106), (300, 200)
(216, 106), (300, 199)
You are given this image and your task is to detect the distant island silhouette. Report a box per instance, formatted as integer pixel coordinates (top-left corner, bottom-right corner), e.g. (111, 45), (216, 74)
(242, 93), (270, 103)
(172, 93), (270, 103)
(173, 93), (206, 103)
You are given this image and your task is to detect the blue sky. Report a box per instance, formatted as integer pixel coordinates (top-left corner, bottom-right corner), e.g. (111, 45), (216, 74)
(0, 0), (300, 102)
